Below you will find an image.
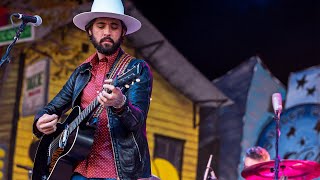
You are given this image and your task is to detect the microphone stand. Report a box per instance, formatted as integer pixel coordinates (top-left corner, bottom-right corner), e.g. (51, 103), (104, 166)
(204, 155), (218, 180)
(0, 21), (27, 68)
(274, 111), (281, 180)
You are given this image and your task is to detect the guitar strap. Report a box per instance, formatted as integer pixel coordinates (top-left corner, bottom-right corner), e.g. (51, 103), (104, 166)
(92, 52), (135, 118)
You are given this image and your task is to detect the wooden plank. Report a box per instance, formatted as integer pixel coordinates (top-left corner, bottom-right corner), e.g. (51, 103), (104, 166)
(0, 131), (10, 137)
(151, 92), (192, 107)
(146, 124), (198, 141)
(17, 123), (33, 131)
(148, 109), (193, 122)
(147, 115), (196, 130)
(0, 134), (10, 142)
(147, 122), (198, 138)
(14, 140), (32, 149)
(147, 126), (198, 140)
(13, 155), (33, 165)
(0, 98), (16, 104)
(1, 79), (19, 85)
(15, 133), (33, 142)
(149, 102), (193, 118)
(2, 83), (17, 89)
(0, 123), (12, 130)
(0, 106), (14, 110)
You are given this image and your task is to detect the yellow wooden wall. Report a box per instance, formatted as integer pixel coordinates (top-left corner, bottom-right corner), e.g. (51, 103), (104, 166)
(12, 25), (199, 180)
(148, 70), (199, 180)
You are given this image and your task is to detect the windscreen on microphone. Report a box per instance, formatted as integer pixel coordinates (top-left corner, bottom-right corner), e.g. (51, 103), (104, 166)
(272, 93), (283, 114)
(12, 13), (42, 26)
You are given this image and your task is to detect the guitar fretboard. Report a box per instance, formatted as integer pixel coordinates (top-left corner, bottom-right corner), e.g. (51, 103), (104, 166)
(68, 98), (99, 132)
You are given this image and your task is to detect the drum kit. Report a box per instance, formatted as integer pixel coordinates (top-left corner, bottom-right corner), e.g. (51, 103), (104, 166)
(241, 94), (320, 180)
(241, 159), (320, 180)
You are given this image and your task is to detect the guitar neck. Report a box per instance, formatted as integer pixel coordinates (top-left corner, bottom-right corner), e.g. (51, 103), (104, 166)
(68, 98), (100, 132)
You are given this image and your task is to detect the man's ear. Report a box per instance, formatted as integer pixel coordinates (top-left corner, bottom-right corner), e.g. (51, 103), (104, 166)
(88, 29), (92, 36)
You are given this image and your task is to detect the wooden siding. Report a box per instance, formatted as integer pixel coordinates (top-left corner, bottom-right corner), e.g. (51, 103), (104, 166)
(148, 70), (199, 180)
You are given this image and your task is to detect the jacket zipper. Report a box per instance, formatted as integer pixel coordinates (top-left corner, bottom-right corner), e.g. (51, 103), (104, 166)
(107, 108), (120, 179)
(131, 132), (142, 162)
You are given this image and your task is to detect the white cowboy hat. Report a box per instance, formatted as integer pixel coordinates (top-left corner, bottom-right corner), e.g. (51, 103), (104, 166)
(73, 0), (141, 34)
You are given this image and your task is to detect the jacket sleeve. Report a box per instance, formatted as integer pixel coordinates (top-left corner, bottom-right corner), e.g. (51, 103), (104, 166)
(32, 68), (79, 138)
(113, 61), (153, 132)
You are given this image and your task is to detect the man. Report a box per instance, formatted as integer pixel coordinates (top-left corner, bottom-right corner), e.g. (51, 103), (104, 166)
(33, 0), (153, 179)
(243, 146), (271, 169)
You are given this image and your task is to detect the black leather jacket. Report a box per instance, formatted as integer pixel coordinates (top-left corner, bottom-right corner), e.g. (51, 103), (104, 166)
(33, 51), (153, 179)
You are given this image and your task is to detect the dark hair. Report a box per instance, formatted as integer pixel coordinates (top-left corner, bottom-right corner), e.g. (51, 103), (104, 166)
(245, 146), (270, 161)
(120, 20), (127, 34)
(85, 18), (96, 33)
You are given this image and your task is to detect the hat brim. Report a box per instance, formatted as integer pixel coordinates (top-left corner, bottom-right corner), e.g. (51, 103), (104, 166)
(73, 12), (141, 35)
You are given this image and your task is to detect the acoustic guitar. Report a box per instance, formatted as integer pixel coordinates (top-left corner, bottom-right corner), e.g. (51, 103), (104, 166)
(32, 64), (142, 180)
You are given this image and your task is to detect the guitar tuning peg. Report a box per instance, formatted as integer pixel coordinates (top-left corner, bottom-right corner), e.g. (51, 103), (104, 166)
(136, 78), (140, 82)
(125, 84), (130, 88)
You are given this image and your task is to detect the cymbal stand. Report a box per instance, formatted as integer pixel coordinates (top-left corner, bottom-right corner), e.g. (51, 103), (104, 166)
(274, 111), (281, 180)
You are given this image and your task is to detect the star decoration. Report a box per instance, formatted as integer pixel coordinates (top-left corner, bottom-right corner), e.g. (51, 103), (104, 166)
(314, 120), (320, 134)
(286, 127), (296, 138)
(306, 86), (316, 96)
(299, 138), (305, 146)
(296, 75), (307, 89)
(284, 152), (295, 159)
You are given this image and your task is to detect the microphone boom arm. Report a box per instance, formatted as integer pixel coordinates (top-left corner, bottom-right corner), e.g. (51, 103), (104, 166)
(0, 21), (27, 68)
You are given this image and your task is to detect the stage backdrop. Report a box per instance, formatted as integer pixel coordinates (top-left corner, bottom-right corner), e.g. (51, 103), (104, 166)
(212, 57), (286, 180)
(257, 65), (320, 180)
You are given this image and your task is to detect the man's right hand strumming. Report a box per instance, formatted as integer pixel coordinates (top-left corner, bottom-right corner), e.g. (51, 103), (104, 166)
(36, 114), (58, 135)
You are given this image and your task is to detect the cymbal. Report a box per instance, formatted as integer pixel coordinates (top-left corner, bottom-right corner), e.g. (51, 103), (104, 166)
(241, 159), (320, 180)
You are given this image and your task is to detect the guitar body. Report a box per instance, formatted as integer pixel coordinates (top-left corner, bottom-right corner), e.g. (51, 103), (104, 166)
(32, 106), (95, 180)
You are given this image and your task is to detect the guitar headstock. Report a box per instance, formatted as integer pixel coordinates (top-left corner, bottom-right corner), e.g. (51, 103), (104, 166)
(113, 63), (142, 89)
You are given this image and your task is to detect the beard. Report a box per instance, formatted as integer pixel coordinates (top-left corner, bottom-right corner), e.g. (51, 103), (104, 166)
(90, 35), (123, 55)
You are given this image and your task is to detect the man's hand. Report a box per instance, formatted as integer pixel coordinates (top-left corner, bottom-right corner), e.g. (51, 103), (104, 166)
(97, 79), (126, 108)
(36, 114), (58, 135)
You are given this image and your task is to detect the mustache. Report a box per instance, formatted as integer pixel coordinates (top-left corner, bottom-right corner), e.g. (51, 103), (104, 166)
(100, 37), (114, 44)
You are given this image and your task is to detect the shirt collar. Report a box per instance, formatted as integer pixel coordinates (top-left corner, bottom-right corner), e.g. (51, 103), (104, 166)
(82, 48), (121, 66)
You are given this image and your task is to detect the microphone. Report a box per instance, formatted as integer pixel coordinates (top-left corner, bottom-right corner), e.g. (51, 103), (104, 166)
(12, 13), (42, 26)
(272, 93), (283, 117)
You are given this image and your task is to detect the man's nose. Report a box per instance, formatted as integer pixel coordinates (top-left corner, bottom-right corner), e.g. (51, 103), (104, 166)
(103, 27), (111, 37)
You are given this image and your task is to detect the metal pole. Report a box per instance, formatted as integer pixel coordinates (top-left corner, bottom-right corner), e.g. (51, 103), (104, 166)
(274, 112), (281, 180)
(0, 22), (27, 68)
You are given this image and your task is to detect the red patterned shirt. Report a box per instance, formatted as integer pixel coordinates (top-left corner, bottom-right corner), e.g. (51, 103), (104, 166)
(74, 49), (120, 178)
